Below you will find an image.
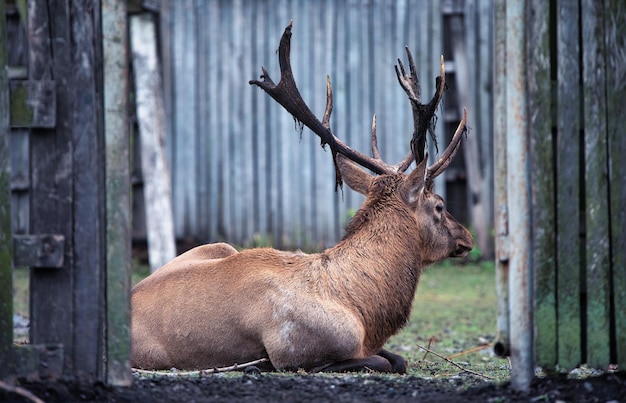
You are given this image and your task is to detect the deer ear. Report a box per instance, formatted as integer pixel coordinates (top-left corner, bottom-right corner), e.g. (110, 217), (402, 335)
(336, 154), (373, 195)
(404, 156), (428, 204)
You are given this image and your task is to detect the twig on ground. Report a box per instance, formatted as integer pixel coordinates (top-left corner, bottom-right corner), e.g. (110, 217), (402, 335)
(0, 380), (45, 403)
(416, 344), (493, 380)
(446, 343), (494, 360)
(132, 358), (270, 377)
(421, 336), (436, 361)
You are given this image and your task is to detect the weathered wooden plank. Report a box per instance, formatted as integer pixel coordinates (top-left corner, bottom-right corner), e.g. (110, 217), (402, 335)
(605, 0), (626, 367)
(69, 0), (106, 379)
(171, 1), (198, 240)
(194, 0), (208, 242)
(581, 0), (611, 368)
(130, 12), (176, 271)
(28, 0), (74, 375)
(555, 0), (582, 369)
(0, 0), (15, 378)
(527, 0), (556, 369)
(206, 0), (220, 243)
(102, 0), (131, 386)
(477, 0), (494, 258)
(492, 0), (510, 358)
(13, 234), (64, 268)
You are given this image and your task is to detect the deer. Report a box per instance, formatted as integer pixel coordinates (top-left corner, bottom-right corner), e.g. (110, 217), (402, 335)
(131, 22), (473, 374)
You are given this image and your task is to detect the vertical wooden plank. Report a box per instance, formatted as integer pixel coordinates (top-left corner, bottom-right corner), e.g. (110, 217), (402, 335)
(0, 0), (15, 378)
(205, 0), (220, 242)
(605, 0), (626, 367)
(430, 0), (446, 200)
(102, 0), (131, 385)
(556, 0), (582, 369)
(527, 0), (557, 369)
(194, 0), (208, 242)
(477, 0), (494, 258)
(130, 13), (177, 271)
(171, 1), (197, 239)
(492, 0), (510, 358)
(29, 0), (74, 373)
(70, 0), (105, 378)
(581, 0), (611, 368)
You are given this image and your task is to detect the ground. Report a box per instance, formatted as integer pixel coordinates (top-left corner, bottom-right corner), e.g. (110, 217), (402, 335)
(1, 370), (625, 402)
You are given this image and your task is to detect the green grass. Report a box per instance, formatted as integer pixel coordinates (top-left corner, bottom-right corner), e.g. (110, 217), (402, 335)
(386, 260), (510, 383)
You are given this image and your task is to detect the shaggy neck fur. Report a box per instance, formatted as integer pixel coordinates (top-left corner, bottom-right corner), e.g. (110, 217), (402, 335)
(318, 175), (424, 353)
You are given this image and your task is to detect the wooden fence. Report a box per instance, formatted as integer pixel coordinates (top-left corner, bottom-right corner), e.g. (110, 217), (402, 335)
(142, 0), (494, 251)
(0, 0), (131, 384)
(494, 0), (626, 390)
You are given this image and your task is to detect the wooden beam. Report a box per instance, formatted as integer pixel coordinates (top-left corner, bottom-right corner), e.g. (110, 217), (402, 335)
(605, 0), (626, 368)
(528, 0), (556, 369)
(556, 0), (582, 369)
(130, 12), (176, 272)
(0, 0), (15, 379)
(102, 0), (132, 386)
(582, 0), (611, 368)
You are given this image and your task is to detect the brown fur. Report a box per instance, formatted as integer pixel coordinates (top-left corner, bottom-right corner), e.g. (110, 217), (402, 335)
(131, 155), (473, 372)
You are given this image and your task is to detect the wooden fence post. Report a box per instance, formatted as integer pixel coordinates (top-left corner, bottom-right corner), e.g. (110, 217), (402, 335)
(102, 0), (132, 386)
(130, 12), (176, 272)
(0, 0), (15, 379)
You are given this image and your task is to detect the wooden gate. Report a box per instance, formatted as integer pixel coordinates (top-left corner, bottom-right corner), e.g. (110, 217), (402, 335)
(494, 0), (626, 390)
(0, 0), (131, 384)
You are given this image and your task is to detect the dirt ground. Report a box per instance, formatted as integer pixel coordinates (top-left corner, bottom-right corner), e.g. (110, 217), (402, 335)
(1, 369), (625, 402)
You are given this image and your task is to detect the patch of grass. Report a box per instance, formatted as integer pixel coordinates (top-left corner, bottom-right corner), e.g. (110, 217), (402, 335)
(386, 259), (509, 383)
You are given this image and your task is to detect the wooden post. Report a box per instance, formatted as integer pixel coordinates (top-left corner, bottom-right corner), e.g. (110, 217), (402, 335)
(582, 0), (611, 368)
(528, 0), (556, 369)
(102, 0), (132, 385)
(0, 0), (15, 379)
(130, 12), (176, 272)
(605, 0), (626, 366)
(504, 0), (534, 392)
(556, 0), (583, 369)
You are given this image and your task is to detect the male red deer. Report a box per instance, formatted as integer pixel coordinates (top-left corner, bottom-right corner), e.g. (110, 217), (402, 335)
(131, 22), (473, 374)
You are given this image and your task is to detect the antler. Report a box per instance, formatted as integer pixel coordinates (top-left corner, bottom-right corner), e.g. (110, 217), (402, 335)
(395, 51), (447, 166)
(249, 21), (467, 188)
(426, 108), (467, 188)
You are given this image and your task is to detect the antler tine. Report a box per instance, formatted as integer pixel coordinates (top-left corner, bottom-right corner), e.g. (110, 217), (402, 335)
(371, 115), (381, 160)
(426, 108), (467, 181)
(250, 22), (397, 188)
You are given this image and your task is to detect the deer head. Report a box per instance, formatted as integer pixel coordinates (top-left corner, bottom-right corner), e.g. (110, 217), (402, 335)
(132, 22), (473, 376)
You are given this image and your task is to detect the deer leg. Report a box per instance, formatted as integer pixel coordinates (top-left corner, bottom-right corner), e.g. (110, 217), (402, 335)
(377, 349), (407, 374)
(313, 355), (393, 373)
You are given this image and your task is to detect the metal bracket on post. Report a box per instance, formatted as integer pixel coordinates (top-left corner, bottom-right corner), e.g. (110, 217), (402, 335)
(13, 234), (65, 268)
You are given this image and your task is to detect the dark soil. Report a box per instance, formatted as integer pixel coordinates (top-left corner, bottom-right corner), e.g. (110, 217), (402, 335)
(2, 371), (625, 402)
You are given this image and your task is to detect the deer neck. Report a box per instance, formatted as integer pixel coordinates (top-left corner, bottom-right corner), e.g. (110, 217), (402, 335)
(321, 204), (423, 351)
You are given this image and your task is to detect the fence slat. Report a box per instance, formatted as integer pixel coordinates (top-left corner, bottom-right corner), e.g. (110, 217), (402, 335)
(527, 0), (556, 369)
(555, 0), (582, 369)
(0, 0), (14, 378)
(582, 0), (611, 368)
(102, 0), (131, 385)
(130, 13), (176, 271)
(605, 0), (626, 366)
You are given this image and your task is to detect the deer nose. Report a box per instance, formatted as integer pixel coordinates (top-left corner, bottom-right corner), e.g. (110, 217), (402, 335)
(451, 231), (474, 257)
